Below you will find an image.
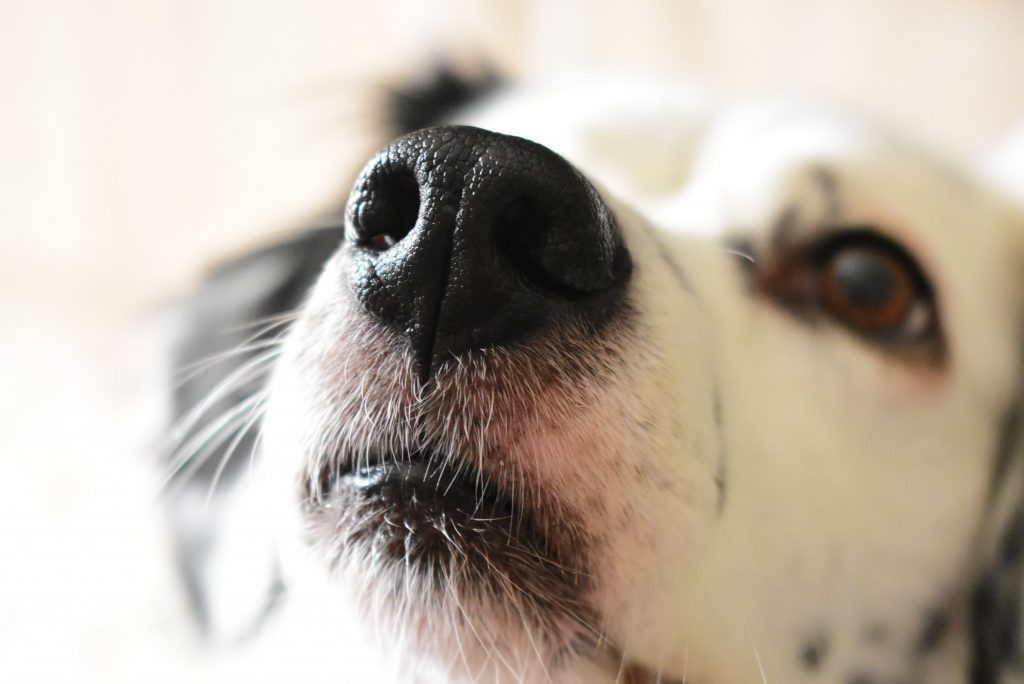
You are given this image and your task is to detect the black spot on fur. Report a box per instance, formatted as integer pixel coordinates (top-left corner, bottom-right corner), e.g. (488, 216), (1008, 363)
(801, 632), (829, 669)
(386, 63), (503, 136)
(916, 611), (949, 653)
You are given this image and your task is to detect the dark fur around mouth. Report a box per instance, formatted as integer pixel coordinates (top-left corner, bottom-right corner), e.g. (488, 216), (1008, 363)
(306, 447), (576, 576)
(302, 448), (601, 651)
(313, 449), (530, 569)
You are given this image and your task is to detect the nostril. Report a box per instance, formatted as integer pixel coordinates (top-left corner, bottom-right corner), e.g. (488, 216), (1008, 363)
(495, 192), (621, 298)
(495, 196), (565, 294)
(369, 232), (398, 250)
(350, 166), (421, 251)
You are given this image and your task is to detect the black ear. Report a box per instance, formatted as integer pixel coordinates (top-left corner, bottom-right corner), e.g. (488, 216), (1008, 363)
(385, 63), (504, 136)
(163, 226), (341, 632)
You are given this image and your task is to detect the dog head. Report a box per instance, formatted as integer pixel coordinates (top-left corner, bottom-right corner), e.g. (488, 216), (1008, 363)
(165, 72), (1024, 683)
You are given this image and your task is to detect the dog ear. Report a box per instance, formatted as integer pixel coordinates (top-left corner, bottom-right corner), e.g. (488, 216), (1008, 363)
(385, 62), (504, 136)
(162, 226), (341, 640)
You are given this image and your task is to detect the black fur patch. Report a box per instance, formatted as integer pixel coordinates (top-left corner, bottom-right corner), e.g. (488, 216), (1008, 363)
(970, 382), (1024, 681)
(168, 226), (342, 486)
(969, 506), (1024, 683)
(386, 64), (503, 136)
(165, 225), (342, 627)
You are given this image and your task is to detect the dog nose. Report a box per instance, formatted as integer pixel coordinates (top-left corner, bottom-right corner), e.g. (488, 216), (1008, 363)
(344, 125), (632, 378)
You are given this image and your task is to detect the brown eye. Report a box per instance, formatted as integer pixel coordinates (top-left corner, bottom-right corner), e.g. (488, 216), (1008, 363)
(760, 228), (942, 357)
(820, 246), (917, 333)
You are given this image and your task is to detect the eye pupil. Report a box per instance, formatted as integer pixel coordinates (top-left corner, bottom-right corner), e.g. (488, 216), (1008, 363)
(830, 249), (899, 308)
(821, 246), (915, 331)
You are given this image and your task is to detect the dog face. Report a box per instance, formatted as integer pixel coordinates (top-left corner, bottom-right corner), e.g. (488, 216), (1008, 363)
(165, 74), (1024, 683)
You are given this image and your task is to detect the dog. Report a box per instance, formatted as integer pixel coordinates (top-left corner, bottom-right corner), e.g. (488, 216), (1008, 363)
(162, 68), (1024, 683)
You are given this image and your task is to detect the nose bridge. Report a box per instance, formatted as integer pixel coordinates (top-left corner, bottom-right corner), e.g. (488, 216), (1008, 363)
(345, 125), (632, 380)
(415, 129), (478, 213)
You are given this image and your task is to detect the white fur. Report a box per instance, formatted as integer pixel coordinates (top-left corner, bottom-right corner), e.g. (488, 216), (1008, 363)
(206, 77), (1024, 682)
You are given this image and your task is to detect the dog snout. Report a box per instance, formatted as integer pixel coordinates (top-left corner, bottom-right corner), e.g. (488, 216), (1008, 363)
(345, 125), (632, 377)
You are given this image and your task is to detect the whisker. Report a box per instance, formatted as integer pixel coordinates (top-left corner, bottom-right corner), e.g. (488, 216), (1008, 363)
(159, 392), (267, 494)
(721, 246), (757, 264)
(172, 310), (296, 386)
(167, 348), (280, 446)
(202, 391), (269, 511)
(220, 310), (302, 336)
(614, 648), (628, 684)
(746, 622), (769, 684)
(173, 338), (284, 388)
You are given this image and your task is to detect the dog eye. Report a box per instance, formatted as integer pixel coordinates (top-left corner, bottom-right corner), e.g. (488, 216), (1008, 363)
(820, 244), (920, 334)
(765, 230), (941, 350)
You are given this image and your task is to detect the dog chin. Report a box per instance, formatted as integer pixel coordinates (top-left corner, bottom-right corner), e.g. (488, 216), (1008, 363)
(263, 287), (646, 678)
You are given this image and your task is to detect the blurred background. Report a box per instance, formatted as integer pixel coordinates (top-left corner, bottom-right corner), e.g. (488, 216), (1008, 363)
(2, 0), (1022, 681)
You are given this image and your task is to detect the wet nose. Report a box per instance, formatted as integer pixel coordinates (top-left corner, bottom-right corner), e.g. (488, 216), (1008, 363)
(344, 125), (631, 378)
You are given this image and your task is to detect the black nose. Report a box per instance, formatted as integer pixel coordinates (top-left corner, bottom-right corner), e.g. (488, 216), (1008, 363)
(344, 125), (631, 378)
